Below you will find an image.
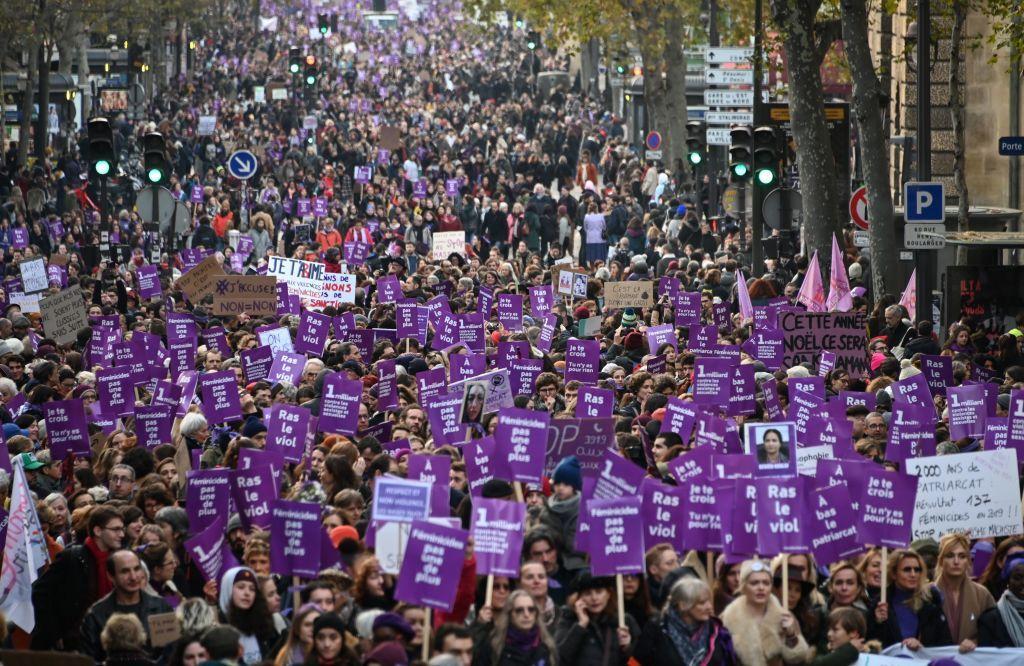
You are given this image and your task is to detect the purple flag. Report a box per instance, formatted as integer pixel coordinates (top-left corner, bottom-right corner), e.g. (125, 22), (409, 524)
(394, 520), (468, 611)
(184, 515), (238, 583)
(471, 499), (526, 577)
(231, 464), (276, 531)
(186, 468), (232, 534)
(578, 386), (614, 418)
(44, 399), (90, 459)
(200, 370), (243, 423)
(496, 407), (550, 483)
(295, 311), (331, 355)
(270, 500), (322, 577)
(857, 468), (917, 549)
(564, 339), (600, 384)
(756, 477), (807, 555)
(267, 404), (312, 463)
(586, 496), (644, 576)
(948, 383), (988, 440)
(318, 373), (362, 435)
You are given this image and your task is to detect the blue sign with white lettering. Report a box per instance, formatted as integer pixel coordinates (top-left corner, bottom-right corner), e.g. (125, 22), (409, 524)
(999, 137), (1024, 156)
(227, 150), (259, 180)
(904, 181), (945, 223)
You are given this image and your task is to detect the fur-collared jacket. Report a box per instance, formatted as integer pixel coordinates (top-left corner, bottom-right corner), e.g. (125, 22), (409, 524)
(720, 595), (813, 666)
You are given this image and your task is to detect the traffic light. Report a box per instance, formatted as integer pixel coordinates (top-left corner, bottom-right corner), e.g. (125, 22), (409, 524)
(729, 126), (752, 182)
(87, 117), (116, 178)
(526, 31), (539, 50)
(304, 55), (318, 86)
(142, 132), (170, 185)
(514, 17), (525, 29)
(289, 47), (301, 74)
(752, 126), (779, 187)
(685, 120), (706, 166)
(615, 63), (626, 75)
(318, 13), (330, 35)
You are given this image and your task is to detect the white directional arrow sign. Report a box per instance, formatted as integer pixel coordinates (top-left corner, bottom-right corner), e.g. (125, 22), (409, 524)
(705, 46), (755, 64)
(705, 68), (754, 85)
(704, 90), (754, 107)
(227, 150), (258, 180)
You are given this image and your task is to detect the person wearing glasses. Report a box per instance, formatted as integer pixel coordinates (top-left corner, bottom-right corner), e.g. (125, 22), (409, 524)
(721, 559), (812, 666)
(866, 549), (952, 650)
(474, 589), (557, 666)
(107, 463), (137, 501)
(30, 506), (127, 651)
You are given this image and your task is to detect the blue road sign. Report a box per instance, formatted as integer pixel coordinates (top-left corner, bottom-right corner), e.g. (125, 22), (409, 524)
(227, 150), (259, 180)
(999, 137), (1024, 156)
(903, 181), (945, 223)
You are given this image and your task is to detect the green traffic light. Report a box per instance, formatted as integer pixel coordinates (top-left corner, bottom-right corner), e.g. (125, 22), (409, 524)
(527, 41), (536, 50)
(95, 160), (111, 176)
(755, 169), (776, 185)
(616, 65), (625, 74)
(688, 152), (703, 166)
(320, 26), (328, 34)
(147, 168), (163, 183)
(290, 64), (299, 73)
(306, 74), (316, 85)
(732, 163), (749, 178)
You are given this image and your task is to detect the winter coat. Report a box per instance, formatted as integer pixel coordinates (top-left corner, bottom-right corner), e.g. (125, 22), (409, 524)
(472, 638), (554, 666)
(865, 585), (953, 648)
(80, 591), (174, 661)
(720, 596), (813, 666)
(538, 495), (585, 571)
(554, 607), (640, 666)
(30, 543), (101, 651)
(978, 604), (1020, 648)
(632, 614), (739, 666)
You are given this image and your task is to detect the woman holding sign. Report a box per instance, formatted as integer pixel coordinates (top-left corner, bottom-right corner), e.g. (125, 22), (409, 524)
(865, 549), (952, 650)
(554, 573), (638, 666)
(720, 560), (812, 666)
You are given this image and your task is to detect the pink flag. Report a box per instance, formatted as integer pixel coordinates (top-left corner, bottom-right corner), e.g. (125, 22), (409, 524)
(736, 270), (754, 323)
(797, 250), (826, 313)
(826, 234), (853, 312)
(900, 269), (917, 321)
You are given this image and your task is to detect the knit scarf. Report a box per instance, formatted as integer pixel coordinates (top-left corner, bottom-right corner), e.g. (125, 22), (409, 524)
(506, 625), (541, 653)
(84, 537), (113, 598)
(997, 590), (1024, 648)
(663, 608), (710, 666)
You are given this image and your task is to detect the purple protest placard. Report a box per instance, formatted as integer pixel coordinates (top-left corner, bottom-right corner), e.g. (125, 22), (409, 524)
(185, 468), (232, 534)
(184, 515), (238, 583)
(891, 374), (932, 409)
(586, 496), (644, 576)
(536, 314), (558, 354)
(921, 355), (953, 396)
(838, 390), (877, 412)
(1008, 390), (1024, 452)
(295, 310), (331, 355)
(508, 358), (543, 398)
(692, 357), (733, 404)
(266, 352), (305, 386)
(948, 383), (988, 440)
(675, 291), (702, 326)
(682, 475), (724, 552)
(496, 407), (550, 483)
(240, 346), (274, 383)
(564, 339), (600, 384)
(578, 386), (614, 418)
(376, 360), (398, 411)
(464, 436), (508, 496)
(136, 265), (162, 299)
(809, 483), (861, 565)
(727, 364), (757, 416)
(641, 478), (685, 551)
(344, 241), (372, 264)
(97, 366), (135, 417)
(448, 352), (486, 383)
(471, 499), (526, 577)
(756, 477), (807, 555)
(42, 399), (89, 460)
(529, 285), (554, 317)
(200, 370), (243, 424)
(270, 500), (322, 578)
(396, 302), (428, 345)
(318, 373), (362, 435)
(231, 464), (275, 531)
(417, 367), (448, 405)
(645, 324), (677, 352)
(742, 328), (785, 370)
(135, 404), (174, 449)
(407, 455), (452, 486)
(688, 325), (718, 352)
(394, 519), (468, 611)
(376, 275), (402, 303)
(887, 403), (937, 463)
(745, 422), (798, 476)
(497, 294), (523, 332)
(857, 468), (917, 549)
(267, 404), (312, 463)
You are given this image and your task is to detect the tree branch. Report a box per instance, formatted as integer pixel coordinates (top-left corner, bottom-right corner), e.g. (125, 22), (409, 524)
(814, 17), (842, 65)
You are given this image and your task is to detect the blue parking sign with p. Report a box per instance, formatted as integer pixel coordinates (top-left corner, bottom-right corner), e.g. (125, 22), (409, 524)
(904, 182), (945, 223)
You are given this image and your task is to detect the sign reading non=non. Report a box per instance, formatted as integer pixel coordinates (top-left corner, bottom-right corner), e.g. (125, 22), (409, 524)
(704, 46), (755, 64)
(704, 90), (754, 107)
(705, 68), (753, 85)
(227, 150), (259, 180)
(706, 111), (754, 125)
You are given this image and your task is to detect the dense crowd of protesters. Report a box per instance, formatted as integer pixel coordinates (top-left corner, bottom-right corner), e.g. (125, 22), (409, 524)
(2, 0), (1024, 665)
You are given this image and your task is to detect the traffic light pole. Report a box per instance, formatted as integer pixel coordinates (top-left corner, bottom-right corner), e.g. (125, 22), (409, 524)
(915, 0), (934, 324)
(707, 0), (721, 223)
(751, 0), (766, 277)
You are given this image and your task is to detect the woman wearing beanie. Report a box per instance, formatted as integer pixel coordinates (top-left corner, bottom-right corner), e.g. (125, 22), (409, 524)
(539, 456), (584, 571)
(720, 560), (812, 666)
(554, 573), (639, 666)
(304, 613), (359, 665)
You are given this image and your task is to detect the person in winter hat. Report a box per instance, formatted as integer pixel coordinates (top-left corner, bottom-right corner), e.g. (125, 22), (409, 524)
(538, 456), (585, 571)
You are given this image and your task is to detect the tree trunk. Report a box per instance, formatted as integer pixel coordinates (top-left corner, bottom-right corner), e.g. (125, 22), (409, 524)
(80, 29), (92, 122)
(950, 0), (969, 265)
(771, 0), (841, 274)
(19, 44), (38, 166)
(841, 0), (898, 297)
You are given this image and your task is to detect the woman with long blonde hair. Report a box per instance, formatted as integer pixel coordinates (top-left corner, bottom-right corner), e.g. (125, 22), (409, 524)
(477, 589), (557, 665)
(866, 548), (952, 649)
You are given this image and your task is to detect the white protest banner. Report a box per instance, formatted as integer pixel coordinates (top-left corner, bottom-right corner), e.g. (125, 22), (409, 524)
(431, 231), (466, 261)
(266, 256), (353, 308)
(19, 258), (48, 294)
(904, 449), (1023, 541)
(253, 86), (266, 103)
(312, 273), (357, 307)
(40, 287), (88, 345)
(372, 476), (432, 523)
(197, 115), (217, 136)
(878, 645), (1024, 665)
(9, 292), (40, 314)
(603, 281), (654, 310)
